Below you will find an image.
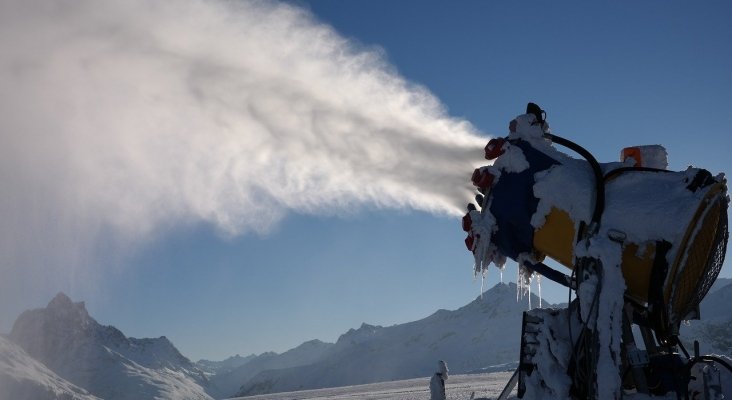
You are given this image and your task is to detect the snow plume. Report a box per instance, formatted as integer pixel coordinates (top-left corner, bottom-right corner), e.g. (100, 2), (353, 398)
(0, 0), (486, 294)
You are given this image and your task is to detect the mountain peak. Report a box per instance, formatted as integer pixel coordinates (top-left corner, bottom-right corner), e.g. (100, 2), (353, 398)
(452, 280), (551, 318)
(9, 293), (98, 370)
(299, 339), (328, 347)
(491, 280), (517, 295)
(336, 323), (383, 346)
(11, 293), (96, 346)
(49, 291), (73, 305)
(44, 292), (92, 326)
(47, 292), (86, 311)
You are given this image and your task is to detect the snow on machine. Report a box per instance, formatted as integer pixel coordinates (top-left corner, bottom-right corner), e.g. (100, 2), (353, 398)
(462, 104), (729, 399)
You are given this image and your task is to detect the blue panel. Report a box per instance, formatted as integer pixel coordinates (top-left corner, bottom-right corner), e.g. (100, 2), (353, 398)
(489, 140), (559, 260)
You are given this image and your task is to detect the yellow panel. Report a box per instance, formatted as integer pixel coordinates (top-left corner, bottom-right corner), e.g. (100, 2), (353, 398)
(533, 208), (576, 269)
(620, 242), (656, 305)
(533, 207), (658, 307)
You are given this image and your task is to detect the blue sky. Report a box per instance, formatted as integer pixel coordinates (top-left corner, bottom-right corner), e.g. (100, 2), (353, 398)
(2, 0), (731, 362)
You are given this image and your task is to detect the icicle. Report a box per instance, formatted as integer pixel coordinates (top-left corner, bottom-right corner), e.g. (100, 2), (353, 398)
(494, 252), (507, 284)
(537, 274), (542, 308)
(516, 263), (537, 310)
(480, 271), (485, 299)
(517, 267), (521, 302)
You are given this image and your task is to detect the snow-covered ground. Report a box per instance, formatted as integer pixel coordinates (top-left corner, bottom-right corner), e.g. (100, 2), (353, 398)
(231, 371), (516, 400)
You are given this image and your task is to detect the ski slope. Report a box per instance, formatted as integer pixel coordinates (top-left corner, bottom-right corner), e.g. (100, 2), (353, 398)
(231, 371), (515, 400)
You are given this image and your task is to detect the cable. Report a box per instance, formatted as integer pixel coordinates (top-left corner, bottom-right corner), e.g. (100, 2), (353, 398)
(568, 260), (603, 399)
(567, 267), (576, 359)
(545, 133), (605, 230)
(603, 166), (671, 183)
(677, 340), (690, 360)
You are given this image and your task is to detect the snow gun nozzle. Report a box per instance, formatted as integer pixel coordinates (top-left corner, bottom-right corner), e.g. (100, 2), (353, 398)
(484, 138), (506, 160)
(471, 168), (495, 191)
(464, 233), (476, 253)
(462, 213), (472, 232)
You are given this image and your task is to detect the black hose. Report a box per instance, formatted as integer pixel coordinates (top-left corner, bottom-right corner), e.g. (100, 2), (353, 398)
(603, 166), (671, 183)
(545, 133), (605, 232)
(522, 260), (573, 288)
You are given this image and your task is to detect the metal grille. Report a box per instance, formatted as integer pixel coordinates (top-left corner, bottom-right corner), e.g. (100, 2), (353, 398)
(688, 199), (728, 314)
(669, 193), (728, 325)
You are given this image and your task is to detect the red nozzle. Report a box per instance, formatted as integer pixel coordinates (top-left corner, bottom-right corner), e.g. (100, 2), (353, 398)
(462, 213), (472, 232)
(471, 168), (495, 191)
(484, 138), (506, 160)
(465, 233), (475, 252)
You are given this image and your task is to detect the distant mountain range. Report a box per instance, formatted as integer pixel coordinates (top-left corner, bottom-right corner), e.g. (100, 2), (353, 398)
(207, 339), (335, 398)
(1, 279), (730, 399)
(197, 354), (256, 377)
(680, 277), (732, 355)
(233, 282), (543, 396)
(227, 280), (732, 397)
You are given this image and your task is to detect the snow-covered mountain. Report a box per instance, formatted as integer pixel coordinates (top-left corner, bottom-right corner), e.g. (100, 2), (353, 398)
(236, 282), (543, 396)
(209, 339), (334, 398)
(680, 281), (732, 355)
(0, 335), (99, 400)
(197, 354), (256, 376)
(710, 277), (732, 293)
(7, 293), (213, 400)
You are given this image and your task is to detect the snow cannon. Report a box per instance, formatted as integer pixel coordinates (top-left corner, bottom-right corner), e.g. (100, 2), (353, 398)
(464, 105), (730, 399)
(464, 112), (728, 340)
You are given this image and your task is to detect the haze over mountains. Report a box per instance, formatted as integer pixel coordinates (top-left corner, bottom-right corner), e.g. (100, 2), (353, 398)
(1, 280), (730, 399)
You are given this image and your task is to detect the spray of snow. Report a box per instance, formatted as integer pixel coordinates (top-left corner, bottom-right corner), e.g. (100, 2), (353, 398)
(0, 0), (486, 303)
